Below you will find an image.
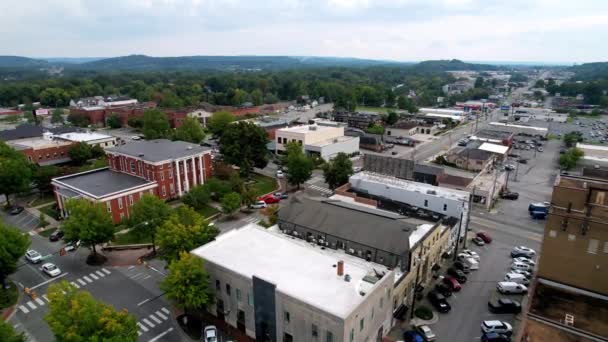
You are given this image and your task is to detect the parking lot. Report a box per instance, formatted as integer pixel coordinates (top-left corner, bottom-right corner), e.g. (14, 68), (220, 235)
(0, 207), (40, 232)
(522, 116), (608, 145)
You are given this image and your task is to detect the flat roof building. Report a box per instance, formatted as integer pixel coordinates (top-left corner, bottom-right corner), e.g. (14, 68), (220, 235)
(275, 122), (359, 160)
(470, 129), (514, 146)
(55, 131), (118, 148)
(8, 136), (75, 166)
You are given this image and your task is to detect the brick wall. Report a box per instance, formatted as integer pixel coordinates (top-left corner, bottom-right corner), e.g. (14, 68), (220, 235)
(20, 142), (76, 165)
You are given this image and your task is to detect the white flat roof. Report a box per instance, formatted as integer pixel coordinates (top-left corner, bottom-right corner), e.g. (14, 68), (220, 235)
(479, 142), (509, 154)
(409, 223), (435, 248)
(10, 137), (73, 149)
(489, 122), (548, 132)
(425, 113), (465, 121)
(191, 224), (391, 319)
(56, 132), (114, 142)
(419, 108), (465, 115)
(278, 124), (337, 134)
(306, 135), (357, 147)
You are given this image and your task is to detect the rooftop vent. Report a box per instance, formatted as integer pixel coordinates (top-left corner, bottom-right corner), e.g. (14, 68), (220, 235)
(427, 190), (437, 195)
(309, 125), (317, 131)
(138, 153), (144, 157)
(344, 274), (351, 282)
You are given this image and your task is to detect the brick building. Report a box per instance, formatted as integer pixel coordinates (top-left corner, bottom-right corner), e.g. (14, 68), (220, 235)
(52, 139), (212, 223)
(9, 135), (76, 166)
(69, 96), (156, 126)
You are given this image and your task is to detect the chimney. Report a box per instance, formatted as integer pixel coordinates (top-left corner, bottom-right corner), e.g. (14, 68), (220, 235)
(337, 260), (344, 276)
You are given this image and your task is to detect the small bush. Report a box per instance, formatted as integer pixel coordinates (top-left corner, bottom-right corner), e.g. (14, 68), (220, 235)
(414, 306), (433, 320)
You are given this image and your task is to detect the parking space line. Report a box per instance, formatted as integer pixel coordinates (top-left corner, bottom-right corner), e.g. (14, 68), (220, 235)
(42, 294), (49, 302)
(155, 311), (168, 320)
(95, 270), (105, 277)
(70, 281), (80, 289)
(149, 314), (162, 324)
(142, 318), (155, 328)
(101, 268), (111, 274)
(83, 276), (93, 283)
(161, 307), (170, 315)
(137, 322), (149, 332)
(142, 275), (152, 280)
(148, 328), (174, 342)
(26, 301), (37, 310)
(34, 298), (45, 306)
(19, 305), (29, 314)
(77, 278), (86, 286)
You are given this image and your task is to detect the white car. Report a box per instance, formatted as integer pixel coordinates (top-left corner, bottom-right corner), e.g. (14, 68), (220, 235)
(497, 281), (528, 294)
(504, 272), (531, 285)
(131, 135), (141, 140)
(461, 249), (480, 262)
(511, 246), (536, 258)
(276, 170), (285, 178)
(481, 320), (513, 335)
(513, 257), (536, 267)
(41, 263), (61, 277)
(511, 269), (533, 279)
(415, 325), (436, 341)
(64, 240), (81, 252)
(25, 250), (42, 264)
(511, 261), (532, 272)
(250, 201), (267, 209)
(203, 325), (218, 342)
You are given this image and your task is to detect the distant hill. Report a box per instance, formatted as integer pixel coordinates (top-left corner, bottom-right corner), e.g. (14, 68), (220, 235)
(0, 56), (48, 68)
(410, 59), (499, 72)
(43, 57), (105, 64)
(570, 62), (608, 81)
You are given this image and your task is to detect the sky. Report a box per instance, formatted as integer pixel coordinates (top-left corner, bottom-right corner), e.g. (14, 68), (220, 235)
(1, 0), (607, 63)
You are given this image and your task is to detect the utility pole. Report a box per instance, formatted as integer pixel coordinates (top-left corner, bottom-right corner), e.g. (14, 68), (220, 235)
(488, 163), (500, 212)
(514, 157), (520, 182)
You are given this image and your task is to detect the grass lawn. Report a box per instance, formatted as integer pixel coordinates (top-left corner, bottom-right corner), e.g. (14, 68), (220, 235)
(198, 204), (219, 219)
(0, 282), (18, 310)
(112, 229), (152, 245)
(356, 106), (391, 113)
(251, 174), (278, 197)
(39, 227), (58, 238)
(39, 203), (58, 219)
(30, 193), (56, 207)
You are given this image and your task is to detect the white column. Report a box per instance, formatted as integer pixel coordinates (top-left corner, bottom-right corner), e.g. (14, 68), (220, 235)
(184, 159), (190, 192)
(198, 155), (204, 184)
(191, 156), (197, 185)
(175, 160), (183, 197)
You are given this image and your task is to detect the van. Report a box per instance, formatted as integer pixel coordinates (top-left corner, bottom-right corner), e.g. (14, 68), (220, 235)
(497, 281), (527, 294)
(511, 261), (531, 272)
(504, 272), (530, 285)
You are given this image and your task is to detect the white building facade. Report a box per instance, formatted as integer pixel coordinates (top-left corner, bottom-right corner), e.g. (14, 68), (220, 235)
(276, 123), (359, 159)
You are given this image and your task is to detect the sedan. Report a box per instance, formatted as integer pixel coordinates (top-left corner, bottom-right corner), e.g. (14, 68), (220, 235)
(472, 237), (486, 246)
(510, 269), (533, 279)
(511, 246), (536, 258)
(488, 298), (522, 314)
(259, 195), (280, 204)
(249, 201), (267, 209)
(49, 230), (64, 242)
(504, 164), (516, 171)
(41, 263), (61, 277)
(203, 325), (218, 342)
(511, 261), (532, 272)
(461, 249), (480, 261)
(25, 250), (42, 264)
(9, 206), (24, 215)
(443, 276), (462, 292)
(415, 325), (436, 341)
(273, 192), (288, 199)
(447, 267), (467, 283)
(481, 320), (513, 336)
(275, 170), (285, 179)
(434, 283), (452, 297)
(513, 257), (536, 267)
(500, 192), (519, 200)
(476, 232), (492, 243)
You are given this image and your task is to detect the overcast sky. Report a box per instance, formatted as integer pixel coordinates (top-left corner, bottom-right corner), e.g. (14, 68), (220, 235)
(1, 0), (607, 63)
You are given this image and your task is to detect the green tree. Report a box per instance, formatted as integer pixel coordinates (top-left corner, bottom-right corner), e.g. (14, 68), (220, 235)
(68, 142), (93, 165)
(142, 109), (170, 139)
(0, 320), (25, 342)
(0, 142), (32, 206)
(284, 142), (313, 189)
(250, 89), (264, 106)
(397, 96), (418, 113)
(474, 77), (485, 88)
(263, 93), (279, 104)
(174, 117), (205, 143)
(156, 206), (218, 263)
(38, 213), (49, 228)
(129, 195), (171, 254)
(160, 252), (213, 314)
(534, 79), (546, 88)
(563, 131), (584, 148)
(182, 185), (211, 211)
(221, 192), (242, 216)
(384, 111), (399, 125)
(63, 199), (115, 258)
(0, 222), (30, 289)
(366, 123), (385, 135)
(67, 113), (91, 127)
(240, 185), (257, 208)
(219, 121), (269, 176)
(51, 108), (64, 124)
(559, 148), (584, 170)
(33, 165), (60, 194)
(106, 114), (122, 129)
(45, 281), (137, 342)
(127, 117), (143, 128)
(207, 111), (235, 137)
(322, 152), (354, 190)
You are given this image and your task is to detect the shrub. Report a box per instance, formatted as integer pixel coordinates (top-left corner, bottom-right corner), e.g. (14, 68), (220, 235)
(414, 306), (433, 320)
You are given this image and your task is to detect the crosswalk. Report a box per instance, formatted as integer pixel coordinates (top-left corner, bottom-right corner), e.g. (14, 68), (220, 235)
(242, 216), (259, 224)
(307, 184), (334, 196)
(137, 307), (171, 336)
(18, 268), (112, 315)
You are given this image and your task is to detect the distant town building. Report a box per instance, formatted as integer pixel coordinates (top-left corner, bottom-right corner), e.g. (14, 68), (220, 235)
(275, 122), (359, 160)
(69, 95), (156, 126)
(333, 111), (383, 129)
(54, 131), (117, 148)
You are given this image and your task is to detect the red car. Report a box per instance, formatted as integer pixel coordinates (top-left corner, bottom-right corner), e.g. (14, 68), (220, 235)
(259, 194), (280, 204)
(477, 232), (492, 244)
(442, 276), (462, 292)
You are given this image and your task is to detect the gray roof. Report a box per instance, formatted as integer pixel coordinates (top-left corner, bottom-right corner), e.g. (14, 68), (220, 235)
(278, 196), (414, 255)
(0, 124), (43, 141)
(54, 168), (154, 198)
(106, 139), (210, 162)
(414, 164), (444, 176)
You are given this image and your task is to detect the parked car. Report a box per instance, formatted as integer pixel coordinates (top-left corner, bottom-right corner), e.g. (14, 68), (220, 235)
(203, 325), (218, 342)
(434, 283), (453, 297)
(461, 249), (480, 261)
(513, 257), (536, 267)
(41, 263), (61, 277)
(276, 170), (285, 178)
(482, 332), (511, 342)
(500, 191), (519, 200)
(504, 164), (516, 171)
(518, 158), (528, 164)
(250, 201), (267, 209)
(457, 254), (480, 270)
(497, 281), (527, 295)
(510, 269), (533, 279)
(442, 276), (462, 292)
(415, 325), (436, 341)
(259, 194), (280, 204)
(9, 206), (24, 215)
(476, 232), (492, 243)
(49, 230), (64, 242)
(64, 240), (81, 252)
(511, 246), (536, 258)
(481, 320), (513, 336)
(472, 237), (486, 246)
(273, 192), (288, 199)
(453, 261), (470, 273)
(447, 267), (467, 283)
(488, 298), (522, 314)
(25, 250), (42, 264)
(511, 261), (532, 272)
(504, 272), (530, 286)
(427, 291), (451, 313)
(403, 330), (424, 342)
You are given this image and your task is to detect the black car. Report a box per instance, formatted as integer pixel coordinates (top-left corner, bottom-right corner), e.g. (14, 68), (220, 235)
(500, 192), (519, 200)
(434, 283), (452, 297)
(518, 159), (528, 164)
(9, 206), (24, 215)
(482, 332), (511, 342)
(49, 230), (64, 242)
(488, 298), (522, 314)
(447, 267), (467, 283)
(427, 290), (451, 313)
(453, 261), (470, 273)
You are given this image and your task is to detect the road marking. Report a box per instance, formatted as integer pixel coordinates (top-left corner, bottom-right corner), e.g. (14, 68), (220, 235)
(28, 231), (35, 236)
(137, 298), (152, 306)
(101, 268), (111, 274)
(149, 314), (162, 324)
(127, 266), (135, 271)
(35, 297), (45, 306)
(70, 281), (80, 289)
(138, 331), (142, 336)
(95, 270), (105, 277)
(161, 307), (170, 315)
(155, 310), (168, 320)
(19, 305), (29, 314)
(142, 275), (151, 280)
(137, 322), (149, 332)
(42, 294), (49, 302)
(148, 328), (174, 342)
(26, 301), (37, 310)
(30, 272), (68, 290)
(89, 273), (99, 280)
(77, 278), (86, 286)
(142, 318), (155, 328)
(130, 272), (143, 280)
(83, 276), (93, 283)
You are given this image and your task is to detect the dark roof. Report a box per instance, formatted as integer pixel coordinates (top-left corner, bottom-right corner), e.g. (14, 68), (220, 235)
(48, 126), (80, 135)
(106, 139), (210, 162)
(438, 174), (473, 188)
(458, 148), (494, 161)
(414, 164), (444, 176)
(389, 121), (418, 130)
(278, 196), (414, 255)
(53, 168), (154, 198)
(476, 129), (513, 140)
(0, 124), (42, 141)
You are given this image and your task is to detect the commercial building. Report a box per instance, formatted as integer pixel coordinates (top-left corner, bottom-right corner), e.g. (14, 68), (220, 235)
(69, 95), (156, 126)
(419, 108), (467, 122)
(489, 122), (548, 138)
(576, 143), (608, 168)
(446, 143), (496, 172)
(275, 123), (359, 160)
(52, 139), (212, 223)
(520, 169), (608, 342)
(8, 134), (75, 165)
(512, 108), (568, 123)
(470, 129), (514, 146)
(0, 124), (43, 142)
(54, 131), (118, 148)
(333, 111), (383, 129)
(385, 121), (418, 138)
(192, 224), (396, 342)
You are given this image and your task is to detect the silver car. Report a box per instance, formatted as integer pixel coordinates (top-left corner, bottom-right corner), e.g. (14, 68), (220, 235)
(25, 250), (42, 264)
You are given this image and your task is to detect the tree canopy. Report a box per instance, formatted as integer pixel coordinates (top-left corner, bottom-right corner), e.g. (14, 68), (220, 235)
(0, 141), (32, 206)
(45, 281), (138, 342)
(68, 142), (93, 165)
(221, 192), (242, 216)
(284, 142), (313, 189)
(107, 114), (122, 129)
(219, 121), (269, 175)
(63, 199), (115, 256)
(33, 165), (60, 194)
(0, 222), (30, 288)
(182, 184), (211, 210)
(322, 153), (354, 190)
(0, 320), (25, 342)
(129, 194), (171, 253)
(142, 109), (171, 139)
(559, 148), (584, 170)
(206, 111), (234, 137)
(51, 108), (64, 124)
(160, 252), (213, 313)
(174, 117), (205, 143)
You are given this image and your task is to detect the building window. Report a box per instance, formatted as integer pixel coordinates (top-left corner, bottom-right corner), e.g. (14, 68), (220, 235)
(443, 204), (447, 211)
(170, 184), (175, 194)
(162, 186), (166, 196)
(568, 234), (576, 241)
(159, 164), (163, 169)
(349, 328), (354, 342)
(326, 331), (333, 342)
(225, 283), (231, 296)
(169, 171), (173, 179)
(247, 293), (253, 306)
(298, 140), (302, 145)
(284, 311), (290, 324)
(130, 161), (136, 173)
(593, 190), (606, 205)
(312, 324), (318, 338)
(215, 280), (220, 291)
(549, 230), (557, 238)
(129, 194), (134, 206)
(118, 198), (123, 209)
(236, 289), (241, 302)
(139, 191), (143, 198)
(603, 242), (608, 254)
(147, 170), (152, 180)
(160, 172), (165, 181)
(106, 202), (111, 212)
(424, 199), (428, 207)
(359, 318), (364, 331)
(588, 239), (599, 254)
